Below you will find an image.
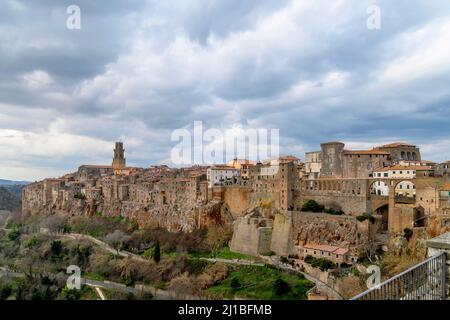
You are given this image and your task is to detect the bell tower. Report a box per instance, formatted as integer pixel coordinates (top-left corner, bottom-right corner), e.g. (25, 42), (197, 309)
(112, 142), (126, 169)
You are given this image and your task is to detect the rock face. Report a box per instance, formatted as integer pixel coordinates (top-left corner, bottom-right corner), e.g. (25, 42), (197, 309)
(21, 166), (229, 232)
(291, 213), (367, 250)
(231, 210), (375, 257)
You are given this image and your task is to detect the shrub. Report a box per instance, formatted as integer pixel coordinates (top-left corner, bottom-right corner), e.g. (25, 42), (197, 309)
(61, 286), (81, 300)
(303, 255), (336, 271)
(230, 278), (241, 291)
(7, 229), (21, 241)
(356, 213), (376, 224)
(403, 228), (414, 242)
(301, 200), (324, 213)
(273, 278), (290, 296)
(74, 192), (86, 200)
(24, 237), (38, 248)
(0, 284), (12, 300)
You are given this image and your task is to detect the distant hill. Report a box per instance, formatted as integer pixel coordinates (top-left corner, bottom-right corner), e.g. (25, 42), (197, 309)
(0, 186), (21, 212)
(0, 179), (27, 213)
(0, 179), (30, 186)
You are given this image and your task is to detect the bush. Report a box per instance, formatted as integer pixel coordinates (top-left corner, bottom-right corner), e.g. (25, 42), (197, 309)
(301, 200), (324, 213)
(303, 255), (336, 271)
(261, 251), (275, 257)
(74, 192), (86, 200)
(0, 284), (12, 300)
(404, 228), (414, 242)
(24, 237), (38, 248)
(230, 278), (241, 291)
(273, 278), (290, 296)
(356, 213), (376, 224)
(7, 228), (21, 241)
(61, 286), (81, 300)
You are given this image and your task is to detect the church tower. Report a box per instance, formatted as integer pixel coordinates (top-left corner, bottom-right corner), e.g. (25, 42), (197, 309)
(112, 142), (126, 169)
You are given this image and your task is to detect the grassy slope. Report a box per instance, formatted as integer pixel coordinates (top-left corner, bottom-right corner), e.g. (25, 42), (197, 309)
(208, 265), (314, 300)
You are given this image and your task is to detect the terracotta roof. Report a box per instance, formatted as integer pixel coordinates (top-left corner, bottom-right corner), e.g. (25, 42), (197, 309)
(321, 141), (344, 145)
(377, 142), (416, 148)
(374, 165), (434, 172)
(441, 183), (450, 190)
(398, 160), (436, 165)
(209, 165), (239, 170)
(79, 165), (113, 169)
(302, 244), (349, 255)
(343, 150), (390, 155)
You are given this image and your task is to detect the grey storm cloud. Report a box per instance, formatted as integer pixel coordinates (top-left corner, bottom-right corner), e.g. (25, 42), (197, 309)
(1, 0), (450, 180)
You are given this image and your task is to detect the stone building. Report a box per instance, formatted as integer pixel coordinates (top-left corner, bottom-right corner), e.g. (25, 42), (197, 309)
(298, 244), (355, 265)
(436, 161), (450, 178)
(374, 142), (421, 161)
(305, 151), (321, 179)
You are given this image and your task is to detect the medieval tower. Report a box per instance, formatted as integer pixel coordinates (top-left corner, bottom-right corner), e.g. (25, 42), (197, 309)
(112, 141), (126, 169)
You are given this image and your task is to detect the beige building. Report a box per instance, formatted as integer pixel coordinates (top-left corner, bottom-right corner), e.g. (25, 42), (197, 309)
(298, 244), (355, 265)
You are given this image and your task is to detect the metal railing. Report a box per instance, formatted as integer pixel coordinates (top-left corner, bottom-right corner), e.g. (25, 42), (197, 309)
(352, 252), (447, 300)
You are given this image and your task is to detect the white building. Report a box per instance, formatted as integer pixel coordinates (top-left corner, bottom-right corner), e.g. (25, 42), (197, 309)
(207, 166), (240, 188)
(371, 166), (418, 197)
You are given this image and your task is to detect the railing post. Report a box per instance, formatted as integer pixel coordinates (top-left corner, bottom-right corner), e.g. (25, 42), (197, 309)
(427, 232), (450, 299)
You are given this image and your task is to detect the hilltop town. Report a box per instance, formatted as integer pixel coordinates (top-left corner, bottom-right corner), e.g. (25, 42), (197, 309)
(21, 141), (450, 295)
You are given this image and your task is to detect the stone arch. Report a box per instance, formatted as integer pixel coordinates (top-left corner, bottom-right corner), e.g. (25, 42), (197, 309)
(401, 151), (406, 160)
(394, 180), (415, 198)
(370, 180), (389, 196)
(374, 204), (389, 230)
(412, 152), (417, 160)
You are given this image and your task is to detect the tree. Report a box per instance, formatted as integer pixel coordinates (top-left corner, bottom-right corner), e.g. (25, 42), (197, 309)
(104, 230), (130, 254)
(153, 240), (161, 263)
(0, 284), (12, 300)
(230, 278), (241, 291)
(206, 225), (232, 253)
(273, 278), (290, 296)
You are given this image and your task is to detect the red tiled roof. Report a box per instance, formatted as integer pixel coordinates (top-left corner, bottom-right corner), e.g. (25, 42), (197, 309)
(343, 150), (390, 155)
(374, 165), (433, 172)
(302, 244), (349, 255)
(376, 142), (416, 148)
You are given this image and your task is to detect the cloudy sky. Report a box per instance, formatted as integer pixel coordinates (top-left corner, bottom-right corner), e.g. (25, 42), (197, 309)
(1, 0), (450, 181)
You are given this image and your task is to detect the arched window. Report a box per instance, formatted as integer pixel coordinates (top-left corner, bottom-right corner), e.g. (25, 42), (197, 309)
(401, 151), (406, 160)
(412, 152), (417, 160)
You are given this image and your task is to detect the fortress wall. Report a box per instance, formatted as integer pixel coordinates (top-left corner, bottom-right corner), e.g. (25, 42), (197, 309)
(230, 216), (273, 256)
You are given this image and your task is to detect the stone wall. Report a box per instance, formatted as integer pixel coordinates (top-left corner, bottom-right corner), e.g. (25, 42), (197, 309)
(229, 212), (273, 256)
